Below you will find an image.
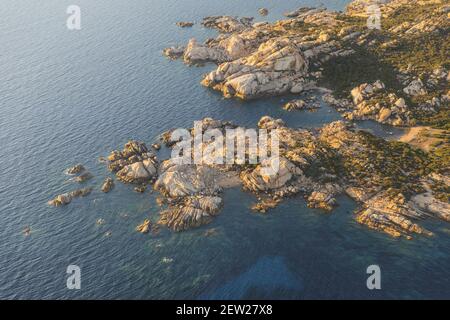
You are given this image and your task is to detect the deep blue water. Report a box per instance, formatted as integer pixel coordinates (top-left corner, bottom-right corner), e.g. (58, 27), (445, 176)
(0, 0), (449, 299)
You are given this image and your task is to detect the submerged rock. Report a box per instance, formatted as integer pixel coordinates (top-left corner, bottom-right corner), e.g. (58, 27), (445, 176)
(251, 198), (281, 213)
(258, 8), (269, 16)
(22, 226), (31, 236)
(283, 99), (319, 111)
(101, 177), (114, 193)
(134, 185), (147, 193)
(48, 187), (93, 207)
(75, 171), (93, 183)
(67, 164), (85, 175)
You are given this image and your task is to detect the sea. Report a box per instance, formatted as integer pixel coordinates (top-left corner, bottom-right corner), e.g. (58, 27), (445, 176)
(0, 0), (449, 299)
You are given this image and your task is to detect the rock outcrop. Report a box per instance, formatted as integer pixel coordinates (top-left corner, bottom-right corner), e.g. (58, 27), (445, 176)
(111, 1), (449, 236)
(200, 38), (309, 99)
(163, 0), (448, 134)
(343, 81), (412, 126)
(75, 171), (93, 183)
(136, 219), (151, 233)
(107, 140), (158, 184)
(163, 46), (185, 60)
(97, 114), (447, 237)
(307, 190), (337, 211)
(283, 99), (319, 111)
(403, 78), (427, 96)
(241, 157), (298, 192)
(355, 191), (433, 239)
(176, 21), (194, 28)
(101, 177), (114, 193)
(258, 8), (269, 16)
(154, 162), (222, 198)
(116, 159), (157, 184)
(159, 196), (223, 231)
(154, 160), (225, 231)
(48, 187), (93, 207)
(67, 164), (85, 175)
(183, 39), (229, 64)
(201, 16), (254, 33)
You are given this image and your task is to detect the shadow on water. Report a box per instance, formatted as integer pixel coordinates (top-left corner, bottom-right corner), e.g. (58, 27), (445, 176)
(199, 256), (303, 300)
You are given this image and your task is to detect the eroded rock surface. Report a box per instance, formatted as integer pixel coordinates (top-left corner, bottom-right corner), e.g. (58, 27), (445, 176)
(159, 196), (223, 231)
(107, 140), (158, 184)
(136, 219), (151, 233)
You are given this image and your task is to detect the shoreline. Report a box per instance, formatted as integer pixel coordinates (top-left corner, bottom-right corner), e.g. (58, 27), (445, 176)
(48, 0), (449, 240)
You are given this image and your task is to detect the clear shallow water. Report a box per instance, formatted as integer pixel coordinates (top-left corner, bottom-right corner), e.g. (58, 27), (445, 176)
(0, 0), (449, 299)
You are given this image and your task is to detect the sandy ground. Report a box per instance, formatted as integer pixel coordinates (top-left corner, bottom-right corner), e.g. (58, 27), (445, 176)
(398, 126), (447, 152)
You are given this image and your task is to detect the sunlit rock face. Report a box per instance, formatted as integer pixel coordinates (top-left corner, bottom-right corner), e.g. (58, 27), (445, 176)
(107, 140), (158, 184)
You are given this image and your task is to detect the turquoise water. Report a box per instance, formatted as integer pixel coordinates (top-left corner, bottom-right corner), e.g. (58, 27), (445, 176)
(0, 0), (449, 299)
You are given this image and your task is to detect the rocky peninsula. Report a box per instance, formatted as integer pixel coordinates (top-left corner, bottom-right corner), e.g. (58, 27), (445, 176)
(159, 0), (449, 238)
(90, 115), (447, 239)
(48, 0), (449, 240)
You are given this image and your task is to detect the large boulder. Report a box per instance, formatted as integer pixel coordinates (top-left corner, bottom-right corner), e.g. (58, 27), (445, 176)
(106, 140), (158, 184)
(345, 81), (411, 126)
(403, 79), (427, 96)
(183, 39), (229, 64)
(154, 161), (221, 198)
(116, 159), (157, 184)
(241, 157), (299, 192)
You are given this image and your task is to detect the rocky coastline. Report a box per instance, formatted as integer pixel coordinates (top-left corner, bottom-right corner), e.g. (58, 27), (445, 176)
(48, 0), (449, 240)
